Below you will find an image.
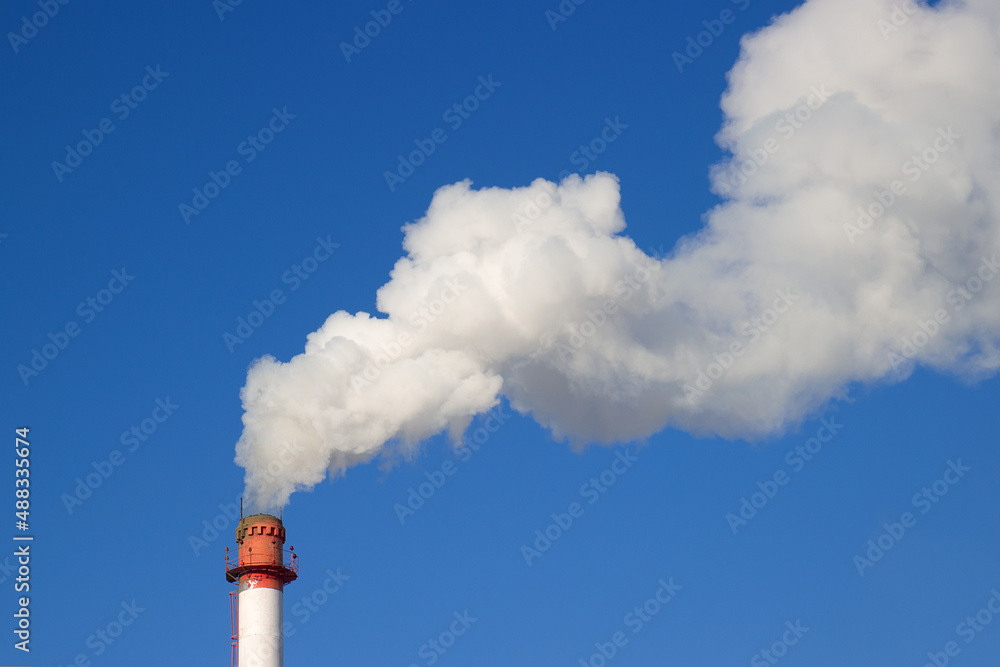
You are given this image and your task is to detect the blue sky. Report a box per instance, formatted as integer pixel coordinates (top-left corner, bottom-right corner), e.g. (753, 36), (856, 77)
(3, 0), (1000, 665)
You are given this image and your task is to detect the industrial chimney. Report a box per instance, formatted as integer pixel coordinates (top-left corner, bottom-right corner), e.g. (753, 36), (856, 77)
(225, 513), (299, 667)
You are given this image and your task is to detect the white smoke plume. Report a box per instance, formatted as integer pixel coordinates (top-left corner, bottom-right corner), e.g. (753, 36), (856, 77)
(237, 0), (1000, 509)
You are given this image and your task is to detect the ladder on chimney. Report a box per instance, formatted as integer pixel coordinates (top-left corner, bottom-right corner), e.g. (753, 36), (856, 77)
(229, 590), (239, 667)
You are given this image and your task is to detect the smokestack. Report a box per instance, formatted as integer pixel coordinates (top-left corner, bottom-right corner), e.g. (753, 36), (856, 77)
(225, 513), (298, 667)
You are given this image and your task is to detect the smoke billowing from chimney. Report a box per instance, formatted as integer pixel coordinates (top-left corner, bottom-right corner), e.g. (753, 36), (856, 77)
(237, 0), (1000, 509)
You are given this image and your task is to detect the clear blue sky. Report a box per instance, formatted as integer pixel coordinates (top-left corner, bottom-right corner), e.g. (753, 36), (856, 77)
(3, 0), (998, 665)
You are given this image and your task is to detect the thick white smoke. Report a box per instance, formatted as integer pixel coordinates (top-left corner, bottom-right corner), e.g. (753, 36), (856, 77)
(237, 0), (1000, 508)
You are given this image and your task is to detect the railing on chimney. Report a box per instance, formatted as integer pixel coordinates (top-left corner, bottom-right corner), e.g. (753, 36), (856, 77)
(225, 546), (299, 583)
